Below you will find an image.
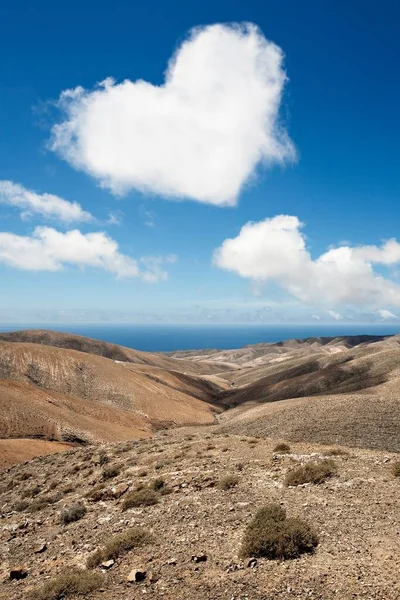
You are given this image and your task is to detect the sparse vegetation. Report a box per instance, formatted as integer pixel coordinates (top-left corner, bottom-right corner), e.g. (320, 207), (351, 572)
(285, 459), (337, 486)
(87, 527), (153, 568)
(122, 487), (158, 509)
(324, 447), (349, 456)
(149, 477), (166, 491)
(240, 503), (319, 559)
(13, 499), (29, 512)
(22, 484), (41, 498)
(28, 568), (104, 600)
(60, 502), (87, 524)
(218, 474), (239, 490)
(391, 461), (400, 477)
(273, 442), (291, 454)
(98, 451), (109, 466)
(101, 465), (120, 480)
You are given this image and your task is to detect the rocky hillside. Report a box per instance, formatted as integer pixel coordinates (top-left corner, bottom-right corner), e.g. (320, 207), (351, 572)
(1, 429), (400, 600)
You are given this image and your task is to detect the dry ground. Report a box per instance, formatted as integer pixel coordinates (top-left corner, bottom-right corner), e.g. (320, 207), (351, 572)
(1, 429), (400, 600)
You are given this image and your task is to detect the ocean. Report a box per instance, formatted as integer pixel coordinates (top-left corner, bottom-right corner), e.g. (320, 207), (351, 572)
(0, 323), (398, 352)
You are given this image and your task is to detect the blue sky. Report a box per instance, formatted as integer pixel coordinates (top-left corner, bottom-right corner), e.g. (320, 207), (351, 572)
(1, 0), (400, 324)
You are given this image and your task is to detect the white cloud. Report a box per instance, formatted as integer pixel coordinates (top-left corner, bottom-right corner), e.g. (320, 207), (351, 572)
(213, 215), (400, 308)
(377, 309), (397, 320)
(327, 310), (343, 321)
(50, 23), (295, 206)
(0, 226), (174, 281)
(0, 180), (93, 222)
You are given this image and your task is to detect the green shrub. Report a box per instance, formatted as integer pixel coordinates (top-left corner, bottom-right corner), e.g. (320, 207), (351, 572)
(122, 487), (158, 510)
(218, 474), (239, 490)
(273, 443), (291, 454)
(28, 568), (104, 600)
(87, 527), (152, 568)
(60, 502), (87, 525)
(240, 503), (318, 559)
(285, 459), (337, 486)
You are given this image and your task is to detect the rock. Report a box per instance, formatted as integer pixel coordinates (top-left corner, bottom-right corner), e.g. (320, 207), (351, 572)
(10, 566), (28, 580)
(101, 559), (115, 569)
(148, 571), (159, 583)
(247, 558), (257, 568)
(191, 554), (207, 563)
(167, 558), (177, 565)
(34, 542), (47, 554)
(111, 482), (129, 498)
(127, 568), (147, 583)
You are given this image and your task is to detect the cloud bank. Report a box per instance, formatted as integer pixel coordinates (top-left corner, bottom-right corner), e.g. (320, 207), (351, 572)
(214, 215), (400, 307)
(0, 180), (93, 222)
(51, 23), (294, 205)
(0, 227), (173, 281)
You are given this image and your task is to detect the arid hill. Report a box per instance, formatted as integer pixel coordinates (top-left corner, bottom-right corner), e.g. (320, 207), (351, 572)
(1, 329), (400, 466)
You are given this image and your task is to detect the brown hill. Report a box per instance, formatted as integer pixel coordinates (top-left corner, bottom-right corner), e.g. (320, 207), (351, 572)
(0, 329), (232, 375)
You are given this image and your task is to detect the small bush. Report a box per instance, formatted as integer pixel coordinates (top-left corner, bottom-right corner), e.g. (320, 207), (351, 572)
(18, 471), (32, 481)
(138, 469), (148, 477)
(122, 487), (158, 510)
(29, 492), (62, 513)
(285, 459), (337, 486)
(236, 462), (244, 471)
(391, 461), (400, 477)
(87, 527), (152, 568)
(28, 568), (104, 600)
(60, 502), (87, 525)
(273, 443), (291, 454)
(85, 484), (107, 502)
(102, 465), (120, 480)
(13, 500), (29, 512)
(218, 474), (239, 490)
(149, 477), (165, 491)
(98, 451), (109, 465)
(240, 503), (318, 559)
(324, 447), (349, 456)
(22, 484), (41, 499)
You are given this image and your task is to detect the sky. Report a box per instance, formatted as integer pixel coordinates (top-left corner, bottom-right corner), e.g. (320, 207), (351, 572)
(1, 0), (400, 324)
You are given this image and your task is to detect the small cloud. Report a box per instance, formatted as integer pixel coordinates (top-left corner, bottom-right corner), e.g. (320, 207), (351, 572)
(0, 226), (173, 281)
(328, 310), (343, 321)
(107, 210), (124, 225)
(312, 314), (320, 320)
(377, 309), (397, 320)
(0, 180), (93, 223)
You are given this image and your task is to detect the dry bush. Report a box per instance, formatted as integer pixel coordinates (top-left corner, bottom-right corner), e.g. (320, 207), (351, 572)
(324, 447), (349, 456)
(138, 469), (148, 477)
(98, 451), (109, 466)
(85, 484), (107, 502)
(13, 500), (29, 512)
(149, 477), (166, 491)
(62, 484), (76, 495)
(28, 568), (104, 600)
(101, 465), (120, 480)
(391, 461), (400, 477)
(29, 492), (62, 513)
(22, 484), (41, 499)
(87, 527), (152, 568)
(122, 487), (158, 510)
(18, 471), (32, 481)
(285, 459), (337, 486)
(218, 474), (239, 490)
(60, 502), (87, 525)
(273, 443), (291, 454)
(240, 503), (318, 559)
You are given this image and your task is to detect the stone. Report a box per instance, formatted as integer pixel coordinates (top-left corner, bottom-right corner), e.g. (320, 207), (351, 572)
(10, 566), (28, 580)
(111, 482), (129, 498)
(34, 542), (47, 554)
(127, 568), (147, 583)
(167, 557), (177, 565)
(191, 554), (207, 563)
(101, 559), (115, 569)
(247, 558), (257, 568)
(148, 571), (159, 583)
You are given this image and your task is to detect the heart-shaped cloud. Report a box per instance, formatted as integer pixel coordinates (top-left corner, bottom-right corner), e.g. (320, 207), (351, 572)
(51, 23), (295, 206)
